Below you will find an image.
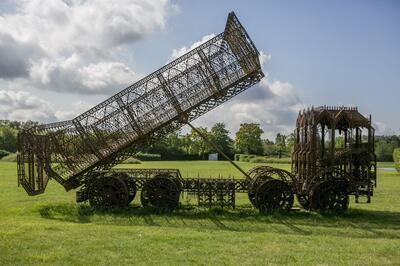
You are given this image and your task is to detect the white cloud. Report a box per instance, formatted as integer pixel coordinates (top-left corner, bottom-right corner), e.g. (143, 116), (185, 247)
(0, 32), (43, 78)
(0, 90), (56, 122)
(258, 51), (271, 66)
(0, 0), (179, 123)
(29, 54), (141, 94)
(169, 33), (216, 61)
(0, 0), (178, 94)
(0, 89), (93, 122)
(1, 0), (177, 53)
(373, 121), (397, 136)
(54, 100), (92, 121)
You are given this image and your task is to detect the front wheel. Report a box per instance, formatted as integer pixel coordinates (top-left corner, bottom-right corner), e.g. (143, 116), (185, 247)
(310, 180), (349, 212)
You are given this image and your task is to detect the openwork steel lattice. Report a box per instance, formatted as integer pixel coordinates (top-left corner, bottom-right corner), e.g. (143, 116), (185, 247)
(16, 12), (378, 213)
(17, 12), (264, 196)
(292, 106), (377, 210)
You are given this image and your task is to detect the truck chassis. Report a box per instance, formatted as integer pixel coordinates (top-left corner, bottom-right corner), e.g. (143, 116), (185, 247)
(76, 166), (295, 213)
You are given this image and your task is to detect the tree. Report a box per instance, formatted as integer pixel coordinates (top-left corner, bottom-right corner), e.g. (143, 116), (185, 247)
(286, 133), (295, 154)
(143, 131), (184, 159)
(0, 126), (18, 152)
(20, 120), (39, 130)
(0, 120), (40, 153)
(209, 123), (234, 157)
(0, 120), (39, 130)
(262, 138), (276, 156)
(235, 123), (264, 155)
(375, 136), (400, 161)
(165, 132), (183, 154)
(275, 133), (287, 159)
(335, 136), (345, 148)
(181, 134), (193, 155)
(394, 148), (400, 172)
(189, 127), (210, 159)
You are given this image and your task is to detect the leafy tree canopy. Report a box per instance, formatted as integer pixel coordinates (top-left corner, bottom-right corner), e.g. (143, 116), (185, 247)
(235, 123), (264, 155)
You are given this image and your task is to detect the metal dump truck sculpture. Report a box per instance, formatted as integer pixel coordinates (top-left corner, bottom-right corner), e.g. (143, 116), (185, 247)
(17, 12), (377, 212)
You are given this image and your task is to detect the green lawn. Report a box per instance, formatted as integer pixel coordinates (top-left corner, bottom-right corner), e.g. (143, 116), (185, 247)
(0, 161), (399, 265)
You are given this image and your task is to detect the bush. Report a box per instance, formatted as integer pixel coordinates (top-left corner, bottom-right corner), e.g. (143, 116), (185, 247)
(0, 149), (10, 159)
(239, 154), (249, 162)
(161, 154), (202, 161)
(135, 152), (161, 161)
(1, 153), (17, 162)
(235, 154), (252, 161)
(121, 157), (141, 164)
(236, 154), (261, 162)
(249, 156), (292, 164)
(234, 154), (242, 161)
(394, 148), (400, 171)
(249, 157), (269, 163)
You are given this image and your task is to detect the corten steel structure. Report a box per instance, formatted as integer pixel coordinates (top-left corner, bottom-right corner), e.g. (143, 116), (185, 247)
(17, 12), (378, 213)
(292, 106), (377, 211)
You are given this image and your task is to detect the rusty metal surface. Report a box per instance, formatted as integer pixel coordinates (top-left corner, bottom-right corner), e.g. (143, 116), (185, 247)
(17, 12), (263, 196)
(87, 175), (129, 208)
(141, 176), (181, 210)
(16, 12), (377, 213)
(77, 167), (296, 211)
(292, 106), (377, 210)
(244, 165), (295, 210)
(77, 169), (243, 209)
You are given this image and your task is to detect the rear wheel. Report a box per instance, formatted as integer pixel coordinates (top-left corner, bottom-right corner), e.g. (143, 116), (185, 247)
(88, 175), (129, 208)
(141, 176), (180, 210)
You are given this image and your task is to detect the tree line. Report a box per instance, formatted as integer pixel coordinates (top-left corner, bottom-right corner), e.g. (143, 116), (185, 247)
(1, 119), (399, 162)
(141, 122), (294, 160)
(0, 120), (39, 154)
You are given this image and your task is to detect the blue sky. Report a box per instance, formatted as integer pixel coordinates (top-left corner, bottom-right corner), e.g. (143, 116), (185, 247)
(0, 0), (399, 138)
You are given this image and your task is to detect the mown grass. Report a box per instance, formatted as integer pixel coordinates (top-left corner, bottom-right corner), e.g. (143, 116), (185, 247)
(0, 161), (399, 265)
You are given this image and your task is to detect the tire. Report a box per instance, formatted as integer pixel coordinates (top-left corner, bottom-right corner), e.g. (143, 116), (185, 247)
(310, 179), (349, 212)
(255, 179), (294, 213)
(88, 175), (129, 209)
(140, 176), (180, 210)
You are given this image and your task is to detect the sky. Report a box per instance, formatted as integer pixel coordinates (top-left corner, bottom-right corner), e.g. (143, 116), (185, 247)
(0, 0), (399, 139)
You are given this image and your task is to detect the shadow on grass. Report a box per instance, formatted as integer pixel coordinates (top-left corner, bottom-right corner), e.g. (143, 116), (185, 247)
(38, 202), (400, 239)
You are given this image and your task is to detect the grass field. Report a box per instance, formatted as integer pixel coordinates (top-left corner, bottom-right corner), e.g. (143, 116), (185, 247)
(0, 161), (399, 265)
